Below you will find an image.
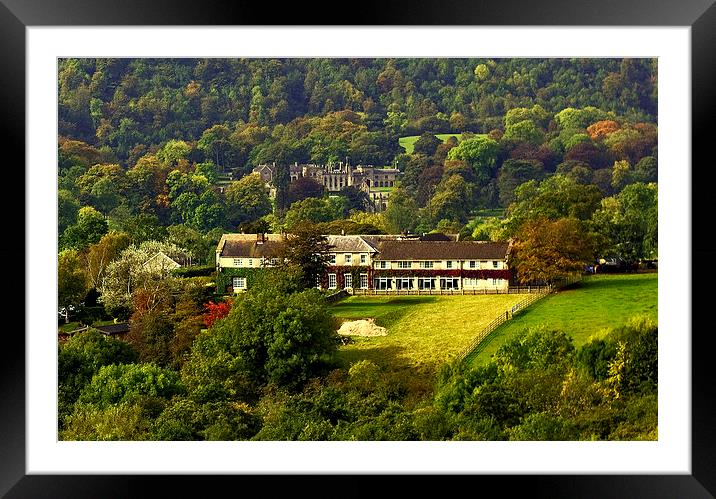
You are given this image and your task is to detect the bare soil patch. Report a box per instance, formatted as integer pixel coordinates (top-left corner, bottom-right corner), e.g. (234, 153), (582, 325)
(337, 319), (387, 337)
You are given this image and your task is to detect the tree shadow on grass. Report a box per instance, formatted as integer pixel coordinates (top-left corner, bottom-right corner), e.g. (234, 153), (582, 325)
(336, 343), (438, 403)
(337, 343), (409, 371)
(333, 296), (438, 328)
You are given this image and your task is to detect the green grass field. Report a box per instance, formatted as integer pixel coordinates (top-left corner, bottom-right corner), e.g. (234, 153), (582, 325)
(466, 273), (658, 366)
(399, 133), (463, 154)
(331, 294), (524, 377)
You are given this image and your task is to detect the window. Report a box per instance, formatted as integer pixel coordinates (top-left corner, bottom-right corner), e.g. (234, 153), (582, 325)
(344, 274), (353, 288)
(421, 261), (433, 269)
(493, 261), (499, 268)
(248, 259), (253, 267)
(377, 261), (388, 269)
(373, 277), (392, 290)
(418, 277), (435, 290)
(492, 278), (498, 286)
(233, 258), (243, 266)
(398, 261), (410, 269)
(396, 278), (413, 290)
(232, 277), (247, 289)
(440, 277), (459, 290)
(360, 273), (368, 289)
(329, 254), (336, 264)
(328, 274), (337, 289)
(360, 254), (367, 264)
(469, 261), (476, 269)
(344, 253), (352, 264)
(446, 261), (453, 269)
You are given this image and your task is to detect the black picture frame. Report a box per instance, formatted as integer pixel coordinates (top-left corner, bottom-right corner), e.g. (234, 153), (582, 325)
(5, 1), (715, 496)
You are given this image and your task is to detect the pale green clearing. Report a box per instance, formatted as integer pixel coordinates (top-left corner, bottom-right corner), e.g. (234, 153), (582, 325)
(399, 133), (465, 154)
(466, 273), (658, 367)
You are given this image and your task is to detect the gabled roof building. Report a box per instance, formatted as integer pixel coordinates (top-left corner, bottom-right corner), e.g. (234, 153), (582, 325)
(216, 233), (512, 294)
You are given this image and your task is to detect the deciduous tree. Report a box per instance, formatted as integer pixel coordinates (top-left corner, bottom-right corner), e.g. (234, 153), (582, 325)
(511, 217), (596, 284)
(224, 174), (273, 228)
(58, 249), (88, 322)
(61, 206), (109, 250)
(278, 222), (333, 290)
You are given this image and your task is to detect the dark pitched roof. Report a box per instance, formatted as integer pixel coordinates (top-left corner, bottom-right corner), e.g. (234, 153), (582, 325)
(326, 235), (377, 253)
(373, 241), (510, 261)
(95, 323), (130, 335)
(419, 233), (455, 242)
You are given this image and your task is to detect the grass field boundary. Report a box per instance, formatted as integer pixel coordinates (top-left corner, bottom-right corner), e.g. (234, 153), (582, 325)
(456, 290), (550, 361)
(457, 274), (582, 361)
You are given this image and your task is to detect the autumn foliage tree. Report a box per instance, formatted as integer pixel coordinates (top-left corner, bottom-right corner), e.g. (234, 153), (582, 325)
(203, 300), (234, 328)
(511, 217), (596, 285)
(586, 120), (620, 141)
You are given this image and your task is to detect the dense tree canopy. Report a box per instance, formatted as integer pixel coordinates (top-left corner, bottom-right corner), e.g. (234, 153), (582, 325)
(57, 57), (659, 442)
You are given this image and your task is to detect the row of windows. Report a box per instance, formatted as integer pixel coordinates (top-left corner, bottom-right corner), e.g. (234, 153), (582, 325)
(232, 258), (279, 267)
(232, 257), (501, 268)
(329, 254), (368, 265)
(238, 275), (502, 291)
(373, 277), (461, 290)
(372, 277), (502, 289)
(327, 273), (369, 289)
(375, 260), (500, 269)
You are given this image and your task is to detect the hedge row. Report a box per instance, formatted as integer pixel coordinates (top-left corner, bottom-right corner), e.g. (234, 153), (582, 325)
(172, 265), (217, 278)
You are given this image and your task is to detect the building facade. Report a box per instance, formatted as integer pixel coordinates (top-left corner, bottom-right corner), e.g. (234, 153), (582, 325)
(216, 233), (512, 294)
(251, 162), (402, 212)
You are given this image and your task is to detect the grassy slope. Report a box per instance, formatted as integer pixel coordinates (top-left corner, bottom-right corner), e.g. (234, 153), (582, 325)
(331, 294), (524, 377)
(466, 273), (658, 366)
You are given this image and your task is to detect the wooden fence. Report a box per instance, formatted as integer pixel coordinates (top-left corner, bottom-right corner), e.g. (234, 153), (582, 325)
(456, 273), (583, 361)
(456, 290), (550, 361)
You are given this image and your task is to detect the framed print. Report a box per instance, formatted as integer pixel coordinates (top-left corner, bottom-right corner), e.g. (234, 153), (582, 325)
(5, 0), (716, 496)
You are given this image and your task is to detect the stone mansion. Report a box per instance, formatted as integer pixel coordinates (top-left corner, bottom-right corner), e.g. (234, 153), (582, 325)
(215, 233), (512, 294)
(252, 162), (402, 212)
